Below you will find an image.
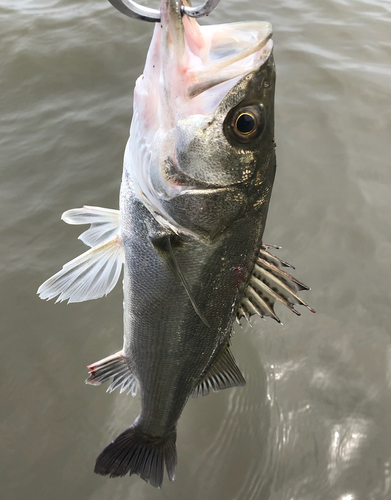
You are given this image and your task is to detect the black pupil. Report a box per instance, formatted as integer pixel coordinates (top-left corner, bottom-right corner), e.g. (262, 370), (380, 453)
(236, 113), (255, 134)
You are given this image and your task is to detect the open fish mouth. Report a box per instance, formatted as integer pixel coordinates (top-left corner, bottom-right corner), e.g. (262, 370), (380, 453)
(108, 1), (273, 97)
(150, 0), (274, 120)
(184, 21), (273, 99)
(125, 0), (275, 236)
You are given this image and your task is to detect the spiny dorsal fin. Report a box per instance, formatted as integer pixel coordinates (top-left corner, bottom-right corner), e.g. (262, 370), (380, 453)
(237, 243), (315, 324)
(191, 344), (246, 398)
(37, 206), (124, 303)
(86, 350), (138, 396)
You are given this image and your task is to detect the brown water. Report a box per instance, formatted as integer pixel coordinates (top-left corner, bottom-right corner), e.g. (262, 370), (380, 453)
(2, 0), (391, 499)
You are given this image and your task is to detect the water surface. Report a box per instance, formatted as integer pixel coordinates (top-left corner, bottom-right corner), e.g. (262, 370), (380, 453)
(1, 0), (391, 499)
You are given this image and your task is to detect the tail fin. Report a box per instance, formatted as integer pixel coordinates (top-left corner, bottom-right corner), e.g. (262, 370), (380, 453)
(94, 424), (177, 488)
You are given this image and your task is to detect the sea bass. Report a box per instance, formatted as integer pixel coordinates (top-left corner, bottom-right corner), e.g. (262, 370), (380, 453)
(38, 0), (314, 488)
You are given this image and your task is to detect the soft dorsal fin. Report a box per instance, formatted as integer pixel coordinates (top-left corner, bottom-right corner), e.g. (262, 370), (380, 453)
(37, 206), (124, 303)
(237, 243), (315, 324)
(192, 344), (246, 398)
(86, 350), (138, 396)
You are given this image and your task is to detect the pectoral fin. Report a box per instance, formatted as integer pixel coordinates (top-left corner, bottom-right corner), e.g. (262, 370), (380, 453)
(37, 206), (124, 303)
(166, 238), (210, 328)
(150, 232), (210, 328)
(237, 244), (315, 323)
(192, 344), (246, 398)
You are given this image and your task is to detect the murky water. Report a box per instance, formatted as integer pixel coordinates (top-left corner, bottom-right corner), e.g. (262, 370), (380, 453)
(2, 0), (391, 499)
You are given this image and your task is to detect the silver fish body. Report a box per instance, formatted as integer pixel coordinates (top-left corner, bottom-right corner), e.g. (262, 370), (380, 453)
(98, 22), (276, 483)
(38, 0), (313, 489)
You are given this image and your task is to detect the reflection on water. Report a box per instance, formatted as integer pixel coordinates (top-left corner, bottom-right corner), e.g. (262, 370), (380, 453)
(328, 418), (369, 485)
(1, 0), (391, 499)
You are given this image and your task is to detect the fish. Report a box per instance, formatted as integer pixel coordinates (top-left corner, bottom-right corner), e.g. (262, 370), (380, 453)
(38, 0), (314, 489)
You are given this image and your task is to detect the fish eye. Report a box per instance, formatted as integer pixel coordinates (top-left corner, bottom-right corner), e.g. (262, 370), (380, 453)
(225, 105), (265, 145)
(235, 113), (256, 135)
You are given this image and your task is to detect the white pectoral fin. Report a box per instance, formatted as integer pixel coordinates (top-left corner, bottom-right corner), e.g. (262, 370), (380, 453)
(38, 236), (124, 303)
(62, 206), (120, 247)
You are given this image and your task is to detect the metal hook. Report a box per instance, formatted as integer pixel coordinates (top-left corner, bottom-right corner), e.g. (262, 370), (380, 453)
(107, 0), (221, 23)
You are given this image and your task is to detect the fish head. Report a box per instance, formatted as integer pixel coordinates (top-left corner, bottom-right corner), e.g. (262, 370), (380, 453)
(126, 0), (276, 240)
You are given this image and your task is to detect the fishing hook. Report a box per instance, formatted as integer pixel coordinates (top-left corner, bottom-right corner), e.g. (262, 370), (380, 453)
(107, 0), (221, 23)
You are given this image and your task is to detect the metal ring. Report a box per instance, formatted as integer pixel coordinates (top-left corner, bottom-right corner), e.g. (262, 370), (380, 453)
(182, 0), (221, 18)
(107, 0), (221, 23)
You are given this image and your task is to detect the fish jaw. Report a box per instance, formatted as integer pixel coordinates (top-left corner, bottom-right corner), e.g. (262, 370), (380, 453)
(125, 4), (275, 238)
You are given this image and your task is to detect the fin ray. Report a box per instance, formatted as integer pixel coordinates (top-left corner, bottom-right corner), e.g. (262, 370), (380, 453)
(246, 285), (281, 322)
(37, 235), (124, 303)
(95, 424), (177, 488)
(192, 344), (246, 398)
(238, 244), (315, 323)
(62, 206), (120, 247)
(86, 350), (138, 396)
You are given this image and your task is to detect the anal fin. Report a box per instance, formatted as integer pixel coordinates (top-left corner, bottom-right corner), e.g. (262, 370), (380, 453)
(191, 344), (246, 398)
(86, 350), (138, 396)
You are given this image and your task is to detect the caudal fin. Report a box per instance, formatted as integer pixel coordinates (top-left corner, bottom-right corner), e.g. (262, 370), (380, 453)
(94, 424), (177, 488)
